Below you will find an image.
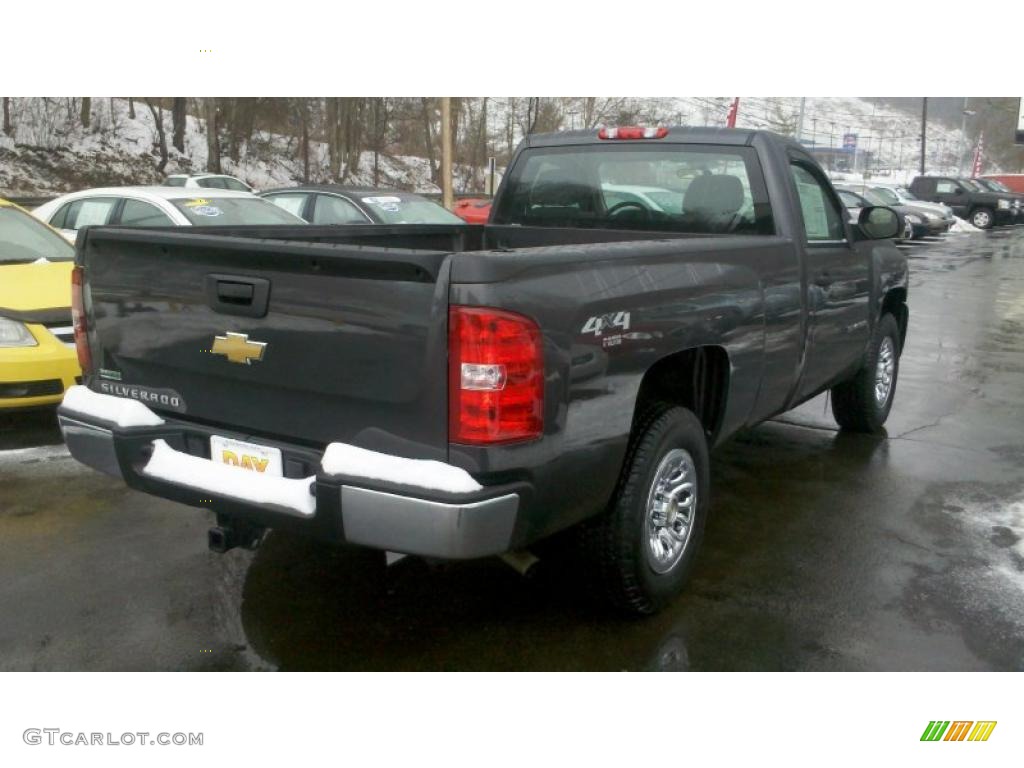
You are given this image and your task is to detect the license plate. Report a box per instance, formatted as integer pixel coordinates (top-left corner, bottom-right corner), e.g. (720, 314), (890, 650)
(209, 435), (283, 477)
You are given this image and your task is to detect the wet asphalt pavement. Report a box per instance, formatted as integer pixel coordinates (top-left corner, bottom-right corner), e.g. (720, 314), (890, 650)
(2, 229), (1023, 671)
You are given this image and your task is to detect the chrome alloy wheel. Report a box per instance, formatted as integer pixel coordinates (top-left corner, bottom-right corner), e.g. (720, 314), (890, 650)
(972, 210), (992, 228)
(644, 448), (697, 574)
(875, 336), (895, 406)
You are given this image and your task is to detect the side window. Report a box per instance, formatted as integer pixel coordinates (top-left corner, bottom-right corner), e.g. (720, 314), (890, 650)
(312, 195), (368, 224)
(790, 164), (845, 242)
(265, 194), (310, 220)
(198, 177), (226, 189)
(222, 178), (250, 192)
(49, 202), (73, 229)
(164, 177), (186, 187)
(836, 190), (861, 208)
(60, 198), (118, 231)
(936, 180), (958, 194)
(119, 199), (174, 226)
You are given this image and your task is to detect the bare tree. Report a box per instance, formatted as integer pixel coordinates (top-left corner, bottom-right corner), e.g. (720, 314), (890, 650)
(145, 99), (169, 173)
(2, 98), (11, 137)
(326, 97), (341, 179)
(341, 98), (366, 180)
(505, 97), (517, 163)
(80, 97), (91, 129)
(171, 98), (186, 153)
(128, 97), (136, 120)
(222, 98), (259, 163)
(524, 98), (541, 135)
(420, 98), (438, 182)
(203, 98), (221, 173)
(371, 98), (390, 186)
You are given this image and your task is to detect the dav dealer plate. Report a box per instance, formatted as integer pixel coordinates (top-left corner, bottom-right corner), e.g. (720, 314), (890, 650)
(209, 435), (283, 476)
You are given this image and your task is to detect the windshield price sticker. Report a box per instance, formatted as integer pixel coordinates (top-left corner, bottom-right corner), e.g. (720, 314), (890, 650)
(191, 205), (223, 217)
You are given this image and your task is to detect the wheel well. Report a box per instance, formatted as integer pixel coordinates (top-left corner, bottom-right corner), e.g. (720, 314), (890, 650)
(881, 288), (909, 350)
(633, 346), (729, 441)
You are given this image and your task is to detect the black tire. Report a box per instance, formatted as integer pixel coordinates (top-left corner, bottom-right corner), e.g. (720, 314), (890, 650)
(970, 207), (995, 230)
(583, 405), (710, 615)
(831, 313), (901, 433)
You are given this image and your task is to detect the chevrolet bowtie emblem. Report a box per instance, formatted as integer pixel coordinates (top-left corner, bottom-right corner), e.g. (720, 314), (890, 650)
(210, 332), (266, 365)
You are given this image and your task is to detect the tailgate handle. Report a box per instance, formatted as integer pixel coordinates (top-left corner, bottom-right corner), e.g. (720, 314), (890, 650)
(205, 274), (270, 318)
(218, 282), (254, 303)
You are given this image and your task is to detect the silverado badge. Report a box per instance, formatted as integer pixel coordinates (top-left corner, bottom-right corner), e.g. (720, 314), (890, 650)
(211, 332), (266, 365)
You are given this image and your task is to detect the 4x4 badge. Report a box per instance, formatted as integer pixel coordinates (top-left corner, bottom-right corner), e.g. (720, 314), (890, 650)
(210, 332), (266, 365)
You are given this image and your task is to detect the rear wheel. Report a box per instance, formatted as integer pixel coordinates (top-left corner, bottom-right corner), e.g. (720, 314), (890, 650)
(831, 313), (900, 433)
(970, 207), (995, 230)
(583, 405), (710, 615)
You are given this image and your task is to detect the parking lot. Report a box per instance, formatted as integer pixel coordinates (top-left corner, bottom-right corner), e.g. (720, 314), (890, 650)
(1, 227), (1022, 671)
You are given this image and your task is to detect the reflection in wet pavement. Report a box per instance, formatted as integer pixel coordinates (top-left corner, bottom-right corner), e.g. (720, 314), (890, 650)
(1, 229), (1023, 670)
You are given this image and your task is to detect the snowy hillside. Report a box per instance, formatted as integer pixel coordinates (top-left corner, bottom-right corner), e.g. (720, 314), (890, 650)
(650, 96), (974, 182)
(0, 98), (477, 197)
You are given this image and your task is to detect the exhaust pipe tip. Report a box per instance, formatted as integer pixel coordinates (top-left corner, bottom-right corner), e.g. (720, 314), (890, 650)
(500, 550), (540, 579)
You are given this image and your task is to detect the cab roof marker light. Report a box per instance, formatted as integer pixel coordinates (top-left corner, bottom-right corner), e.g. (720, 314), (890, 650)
(597, 126), (669, 140)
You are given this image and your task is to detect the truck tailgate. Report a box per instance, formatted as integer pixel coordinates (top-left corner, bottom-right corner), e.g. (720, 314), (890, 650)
(79, 228), (451, 459)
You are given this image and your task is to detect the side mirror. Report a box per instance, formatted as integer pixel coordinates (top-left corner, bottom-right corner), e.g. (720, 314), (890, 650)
(858, 206), (900, 240)
(954, 187), (965, 195)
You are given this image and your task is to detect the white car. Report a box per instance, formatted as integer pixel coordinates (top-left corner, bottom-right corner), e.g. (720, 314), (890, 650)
(33, 187), (304, 241)
(163, 173), (255, 193)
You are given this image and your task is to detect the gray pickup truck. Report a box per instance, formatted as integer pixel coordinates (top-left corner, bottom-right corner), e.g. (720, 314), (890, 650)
(60, 127), (908, 614)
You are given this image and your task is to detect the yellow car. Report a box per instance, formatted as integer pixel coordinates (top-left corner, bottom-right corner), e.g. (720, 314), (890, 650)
(0, 198), (80, 409)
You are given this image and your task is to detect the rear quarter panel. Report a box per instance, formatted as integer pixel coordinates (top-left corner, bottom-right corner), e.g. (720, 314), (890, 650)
(449, 235), (802, 544)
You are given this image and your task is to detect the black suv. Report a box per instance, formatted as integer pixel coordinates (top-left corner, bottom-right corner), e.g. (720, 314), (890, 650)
(909, 176), (1019, 229)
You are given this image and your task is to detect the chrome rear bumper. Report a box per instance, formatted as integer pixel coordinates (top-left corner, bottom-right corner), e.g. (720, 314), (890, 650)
(58, 408), (521, 559)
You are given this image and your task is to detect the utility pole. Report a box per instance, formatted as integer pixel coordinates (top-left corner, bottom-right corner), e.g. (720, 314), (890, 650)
(956, 98), (976, 175)
(919, 97), (928, 176)
(796, 97), (806, 143)
(441, 96), (453, 210)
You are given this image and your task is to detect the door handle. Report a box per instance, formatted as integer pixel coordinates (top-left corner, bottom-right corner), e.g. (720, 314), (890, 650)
(205, 274), (270, 318)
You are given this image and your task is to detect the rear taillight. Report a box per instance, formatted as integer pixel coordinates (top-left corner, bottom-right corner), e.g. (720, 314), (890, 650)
(449, 306), (543, 445)
(71, 265), (93, 374)
(598, 125), (669, 140)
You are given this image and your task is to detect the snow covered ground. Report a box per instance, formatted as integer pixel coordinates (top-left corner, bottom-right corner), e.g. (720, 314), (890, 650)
(949, 216), (982, 234)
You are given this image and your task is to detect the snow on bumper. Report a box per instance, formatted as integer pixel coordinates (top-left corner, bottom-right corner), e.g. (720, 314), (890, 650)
(61, 384), (165, 428)
(321, 442), (482, 494)
(143, 439), (317, 517)
(57, 388), (520, 558)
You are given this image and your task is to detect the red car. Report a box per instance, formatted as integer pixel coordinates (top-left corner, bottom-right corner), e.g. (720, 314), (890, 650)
(980, 174), (1024, 194)
(453, 197), (492, 224)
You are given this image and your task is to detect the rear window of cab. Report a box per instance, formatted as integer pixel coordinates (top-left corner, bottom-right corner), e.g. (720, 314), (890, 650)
(492, 143), (774, 235)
